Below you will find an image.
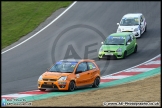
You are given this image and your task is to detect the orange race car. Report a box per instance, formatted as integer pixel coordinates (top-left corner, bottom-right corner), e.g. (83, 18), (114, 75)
(38, 59), (100, 92)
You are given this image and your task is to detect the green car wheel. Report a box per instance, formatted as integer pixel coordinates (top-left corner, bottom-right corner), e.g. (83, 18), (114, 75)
(134, 45), (137, 53)
(123, 51), (127, 59)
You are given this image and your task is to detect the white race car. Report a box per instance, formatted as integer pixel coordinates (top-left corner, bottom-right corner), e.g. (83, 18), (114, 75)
(116, 13), (147, 38)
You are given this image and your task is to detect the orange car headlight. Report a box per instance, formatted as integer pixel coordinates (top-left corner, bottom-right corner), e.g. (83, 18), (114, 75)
(38, 75), (42, 81)
(58, 76), (67, 81)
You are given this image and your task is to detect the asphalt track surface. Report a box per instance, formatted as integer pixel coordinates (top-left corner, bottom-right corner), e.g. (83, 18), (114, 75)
(2, 2), (160, 95)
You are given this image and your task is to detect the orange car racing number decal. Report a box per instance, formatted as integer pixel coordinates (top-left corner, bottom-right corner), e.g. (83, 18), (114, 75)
(71, 65), (75, 68)
(89, 65), (93, 69)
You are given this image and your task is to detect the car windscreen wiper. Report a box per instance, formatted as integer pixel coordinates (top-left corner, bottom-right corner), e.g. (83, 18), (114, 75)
(49, 70), (61, 72)
(117, 44), (124, 45)
(106, 44), (117, 45)
(64, 72), (73, 73)
(134, 24), (139, 25)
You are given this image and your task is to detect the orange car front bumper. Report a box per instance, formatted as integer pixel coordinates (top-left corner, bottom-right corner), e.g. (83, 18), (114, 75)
(38, 80), (70, 90)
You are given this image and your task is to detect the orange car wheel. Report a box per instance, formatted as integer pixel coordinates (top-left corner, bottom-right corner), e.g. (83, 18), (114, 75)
(92, 77), (100, 88)
(68, 81), (75, 92)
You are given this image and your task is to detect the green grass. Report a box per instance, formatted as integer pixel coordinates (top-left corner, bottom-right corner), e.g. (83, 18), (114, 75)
(2, 1), (72, 49)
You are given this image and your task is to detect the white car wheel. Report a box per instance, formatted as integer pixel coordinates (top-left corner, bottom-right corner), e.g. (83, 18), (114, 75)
(139, 29), (142, 38)
(145, 25), (147, 32)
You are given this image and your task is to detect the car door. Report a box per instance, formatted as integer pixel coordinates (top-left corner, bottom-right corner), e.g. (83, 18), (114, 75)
(142, 15), (147, 30)
(86, 62), (98, 84)
(75, 62), (91, 87)
(129, 34), (136, 53)
(126, 35), (134, 55)
(140, 15), (145, 33)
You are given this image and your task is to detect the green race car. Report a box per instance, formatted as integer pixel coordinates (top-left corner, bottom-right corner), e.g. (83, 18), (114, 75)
(98, 32), (137, 59)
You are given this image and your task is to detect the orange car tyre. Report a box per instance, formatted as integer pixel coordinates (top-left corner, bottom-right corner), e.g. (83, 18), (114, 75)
(68, 81), (75, 92)
(92, 77), (100, 88)
(39, 89), (46, 91)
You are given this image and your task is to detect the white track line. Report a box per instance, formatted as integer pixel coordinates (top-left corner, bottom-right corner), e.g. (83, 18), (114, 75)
(2, 94), (34, 98)
(124, 68), (155, 72)
(1, 2), (161, 97)
(2, 54), (161, 96)
(144, 61), (160, 65)
(1, 1), (77, 54)
(101, 54), (161, 78)
(101, 75), (131, 79)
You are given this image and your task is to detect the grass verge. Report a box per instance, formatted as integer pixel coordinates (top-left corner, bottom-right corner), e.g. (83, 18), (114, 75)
(2, 1), (72, 49)
(32, 74), (161, 106)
